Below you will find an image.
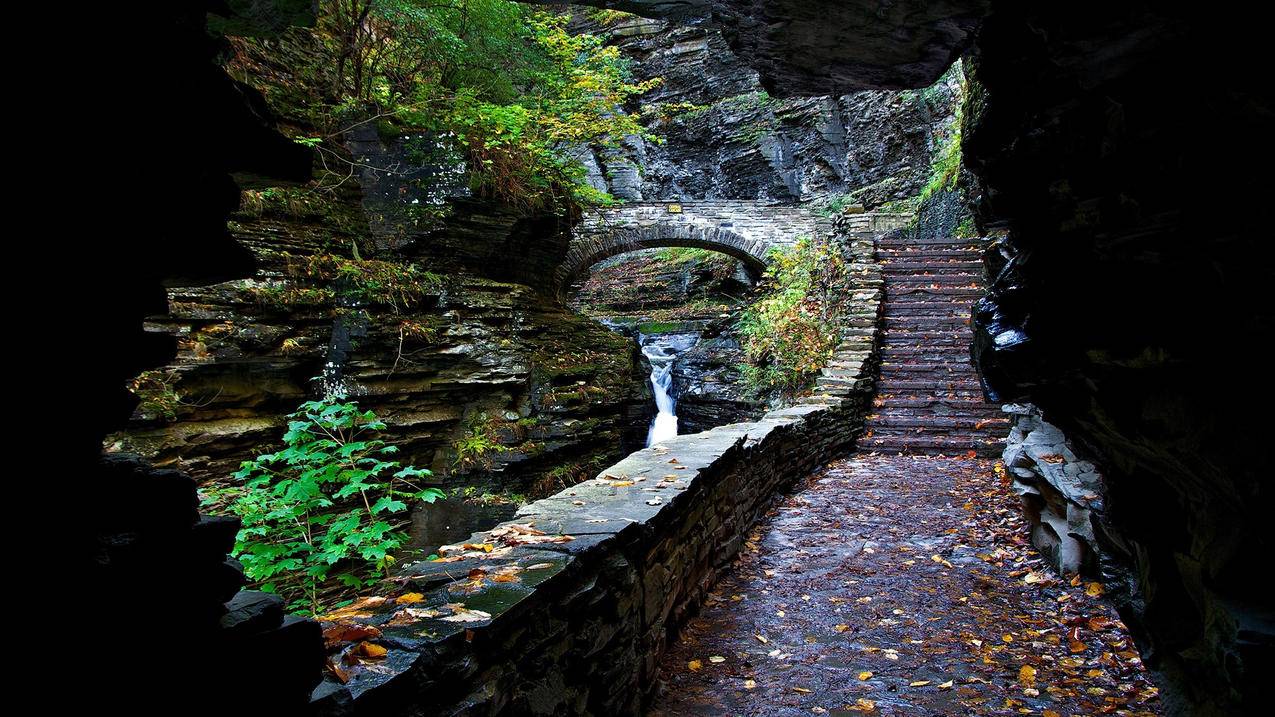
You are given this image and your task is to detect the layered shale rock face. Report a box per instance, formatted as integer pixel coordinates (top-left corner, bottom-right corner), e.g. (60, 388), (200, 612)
(110, 162), (652, 500)
(544, 0), (988, 94)
(568, 11), (963, 208)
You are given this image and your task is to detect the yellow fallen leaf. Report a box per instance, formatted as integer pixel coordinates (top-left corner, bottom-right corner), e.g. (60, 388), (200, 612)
(848, 698), (876, 712)
(755, 634), (769, 644)
(395, 592), (424, 604)
(858, 671), (873, 680)
(709, 656), (725, 663)
(793, 687), (811, 694)
(744, 679), (757, 689)
(1018, 665), (1036, 686)
(353, 641), (387, 658)
(1086, 582), (1104, 597)
(834, 624), (849, 633)
(910, 681), (931, 687)
(687, 660), (702, 671)
(1044, 711), (1061, 717)
(938, 681), (953, 689)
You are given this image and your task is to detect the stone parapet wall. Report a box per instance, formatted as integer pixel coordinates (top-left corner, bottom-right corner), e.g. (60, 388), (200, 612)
(314, 218), (884, 716)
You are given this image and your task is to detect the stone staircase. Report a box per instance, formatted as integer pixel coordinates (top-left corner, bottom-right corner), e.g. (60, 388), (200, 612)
(858, 235), (1006, 457)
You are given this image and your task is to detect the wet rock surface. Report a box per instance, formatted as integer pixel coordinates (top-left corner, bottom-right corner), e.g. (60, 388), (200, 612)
(651, 456), (1160, 716)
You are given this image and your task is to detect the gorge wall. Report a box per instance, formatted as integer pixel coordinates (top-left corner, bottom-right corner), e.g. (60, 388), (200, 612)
(109, 67), (653, 504)
(570, 10), (964, 209)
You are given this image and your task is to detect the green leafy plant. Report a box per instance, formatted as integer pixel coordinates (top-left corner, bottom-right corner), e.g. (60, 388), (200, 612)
(210, 396), (443, 615)
(737, 237), (851, 397)
(452, 411), (507, 472)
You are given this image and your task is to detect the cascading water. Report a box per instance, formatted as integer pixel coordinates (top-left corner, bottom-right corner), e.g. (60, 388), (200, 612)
(639, 333), (699, 446)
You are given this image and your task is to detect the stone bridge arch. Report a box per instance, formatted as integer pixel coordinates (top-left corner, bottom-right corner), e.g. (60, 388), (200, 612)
(554, 200), (832, 299)
(555, 222), (770, 297)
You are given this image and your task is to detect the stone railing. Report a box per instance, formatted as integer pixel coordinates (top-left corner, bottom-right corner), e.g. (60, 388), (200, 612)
(312, 221), (884, 716)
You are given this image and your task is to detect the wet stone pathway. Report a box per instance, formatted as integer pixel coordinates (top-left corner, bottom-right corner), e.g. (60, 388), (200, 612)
(650, 455), (1160, 716)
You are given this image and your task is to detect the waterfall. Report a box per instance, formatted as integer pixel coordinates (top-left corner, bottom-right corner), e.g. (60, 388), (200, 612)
(640, 333), (699, 446)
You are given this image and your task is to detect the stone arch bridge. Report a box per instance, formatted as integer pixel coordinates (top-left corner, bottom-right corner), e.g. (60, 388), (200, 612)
(554, 200), (911, 298)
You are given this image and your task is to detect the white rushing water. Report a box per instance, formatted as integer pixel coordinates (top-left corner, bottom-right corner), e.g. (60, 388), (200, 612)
(640, 333), (699, 446)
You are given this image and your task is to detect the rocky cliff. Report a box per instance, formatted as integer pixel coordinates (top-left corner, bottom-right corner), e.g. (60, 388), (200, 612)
(569, 10), (965, 210)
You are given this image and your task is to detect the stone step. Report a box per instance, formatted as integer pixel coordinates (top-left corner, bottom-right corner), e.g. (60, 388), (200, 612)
(879, 259), (983, 270)
(879, 330), (973, 342)
(867, 415), (1008, 430)
(857, 438), (1004, 458)
(883, 305), (974, 318)
(888, 286), (985, 297)
(883, 273), (983, 283)
(875, 396), (995, 409)
(875, 248), (982, 259)
(877, 236), (988, 247)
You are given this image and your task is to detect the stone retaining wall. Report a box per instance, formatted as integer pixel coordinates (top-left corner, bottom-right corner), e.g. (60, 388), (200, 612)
(313, 219), (883, 716)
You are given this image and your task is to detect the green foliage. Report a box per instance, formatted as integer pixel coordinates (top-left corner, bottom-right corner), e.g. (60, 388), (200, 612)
(918, 70), (967, 205)
(127, 369), (184, 422)
(452, 412), (507, 472)
(737, 237), (851, 397)
(228, 0), (661, 212)
(584, 8), (635, 26)
(206, 397), (442, 614)
(919, 120), (962, 204)
(246, 252), (442, 313)
(637, 321), (690, 334)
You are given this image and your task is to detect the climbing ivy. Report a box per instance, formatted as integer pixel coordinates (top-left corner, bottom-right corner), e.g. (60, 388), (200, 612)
(204, 397), (443, 615)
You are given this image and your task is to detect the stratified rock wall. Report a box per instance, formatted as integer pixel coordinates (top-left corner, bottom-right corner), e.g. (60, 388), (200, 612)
(571, 12), (963, 206)
(113, 184), (652, 497)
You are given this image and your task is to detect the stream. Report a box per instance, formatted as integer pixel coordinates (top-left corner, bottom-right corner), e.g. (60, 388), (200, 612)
(639, 332), (700, 446)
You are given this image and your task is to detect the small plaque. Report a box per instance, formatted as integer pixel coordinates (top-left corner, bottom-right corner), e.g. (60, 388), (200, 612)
(666, 203), (683, 214)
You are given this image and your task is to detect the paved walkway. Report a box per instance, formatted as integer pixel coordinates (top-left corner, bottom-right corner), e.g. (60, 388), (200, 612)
(650, 236), (1160, 716)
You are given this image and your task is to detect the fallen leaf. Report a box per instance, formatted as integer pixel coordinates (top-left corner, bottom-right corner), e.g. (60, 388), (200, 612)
(395, 592), (425, 604)
(709, 656), (726, 663)
(440, 606), (492, 622)
(858, 671), (873, 680)
(349, 641), (387, 659)
(687, 659), (702, 671)
(322, 622), (382, 647)
(910, 680), (931, 687)
(744, 679), (757, 689)
(1018, 664), (1036, 686)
